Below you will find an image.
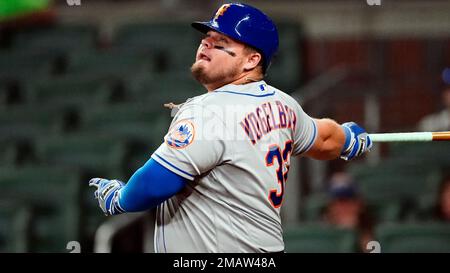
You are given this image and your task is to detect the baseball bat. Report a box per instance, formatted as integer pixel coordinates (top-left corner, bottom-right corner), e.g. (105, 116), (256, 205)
(369, 131), (450, 142)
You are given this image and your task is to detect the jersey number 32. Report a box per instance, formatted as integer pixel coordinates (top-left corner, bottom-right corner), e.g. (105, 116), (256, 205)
(265, 140), (293, 208)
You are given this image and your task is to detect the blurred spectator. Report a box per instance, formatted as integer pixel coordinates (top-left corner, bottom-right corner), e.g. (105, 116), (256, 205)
(322, 172), (374, 253)
(434, 176), (450, 222)
(417, 87), (450, 131)
(412, 174), (450, 222)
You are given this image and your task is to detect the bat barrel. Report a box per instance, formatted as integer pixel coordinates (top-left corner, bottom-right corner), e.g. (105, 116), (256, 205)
(432, 131), (450, 141)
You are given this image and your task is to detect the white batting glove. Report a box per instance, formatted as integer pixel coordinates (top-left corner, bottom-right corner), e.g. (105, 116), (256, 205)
(89, 178), (126, 216)
(340, 122), (372, 161)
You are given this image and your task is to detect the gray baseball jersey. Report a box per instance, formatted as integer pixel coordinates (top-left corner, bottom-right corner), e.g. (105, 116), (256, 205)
(151, 80), (317, 253)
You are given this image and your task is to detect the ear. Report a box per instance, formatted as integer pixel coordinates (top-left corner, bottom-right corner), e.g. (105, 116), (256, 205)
(243, 52), (262, 71)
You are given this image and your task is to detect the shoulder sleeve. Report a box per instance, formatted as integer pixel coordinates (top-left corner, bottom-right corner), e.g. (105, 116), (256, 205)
(151, 103), (227, 181)
(291, 102), (318, 156)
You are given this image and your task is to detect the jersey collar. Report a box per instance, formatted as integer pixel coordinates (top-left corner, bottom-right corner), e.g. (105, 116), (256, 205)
(213, 80), (275, 97)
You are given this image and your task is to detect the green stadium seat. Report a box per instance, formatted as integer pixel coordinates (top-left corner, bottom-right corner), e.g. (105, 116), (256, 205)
(114, 22), (196, 47)
(389, 142), (450, 167)
(0, 104), (72, 165)
(0, 104), (66, 142)
(302, 191), (403, 223)
(81, 102), (170, 147)
(0, 166), (81, 252)
(283, 223), (358, 253)
(0, 84), (7, 105)
(0, 200), (32, 253)
(265, 22), (303, 92)
(127, 74), (203, 106)
(347, 156), (444, 223)
(366, 201), (403, 223)
(114, 22), (198, 73)
(80, 103), (172, 175)
(25, 75), (113, 108)
(301, 193), (328, 222)
(407, 193), (442, 221)
(348, 159), (442, 203)
(0, 49), (55, 81)
(411, 192), (439, 220)
(66, 49), (154, 80)
(0, 139), (18, 166)
(375, 222), (450, 253)
(12, 24), (97, 52)
(35, 134), (127, 178)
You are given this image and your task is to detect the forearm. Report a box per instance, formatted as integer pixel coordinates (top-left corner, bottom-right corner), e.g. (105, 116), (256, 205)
(306, 118), (346, 160)
(118, 158), (187, 212)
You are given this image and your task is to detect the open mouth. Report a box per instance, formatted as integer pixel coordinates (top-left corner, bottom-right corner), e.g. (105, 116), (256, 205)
(199, 53), (211, 61)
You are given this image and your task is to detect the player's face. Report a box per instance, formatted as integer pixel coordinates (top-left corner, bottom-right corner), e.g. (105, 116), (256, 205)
(191, 31), (248, 88)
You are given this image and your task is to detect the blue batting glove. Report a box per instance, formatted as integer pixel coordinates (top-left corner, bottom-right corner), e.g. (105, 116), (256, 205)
(340, 122), (372, 161)
(89, 178), (126, 216)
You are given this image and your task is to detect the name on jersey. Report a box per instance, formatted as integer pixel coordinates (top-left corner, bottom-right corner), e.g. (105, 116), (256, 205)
(240, 100), (297, 145)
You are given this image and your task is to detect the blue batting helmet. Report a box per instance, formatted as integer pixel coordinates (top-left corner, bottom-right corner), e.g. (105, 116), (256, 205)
(192, 3), (279, 72)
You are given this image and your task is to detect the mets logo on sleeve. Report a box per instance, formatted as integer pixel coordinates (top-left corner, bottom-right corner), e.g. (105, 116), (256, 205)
(165, 119), (195, 149)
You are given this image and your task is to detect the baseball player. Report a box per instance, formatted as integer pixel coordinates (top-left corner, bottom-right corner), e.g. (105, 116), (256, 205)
(89, 3), (372, 253)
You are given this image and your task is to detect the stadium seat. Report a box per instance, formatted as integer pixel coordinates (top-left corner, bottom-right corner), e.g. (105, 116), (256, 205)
(35, 134), (127, 178)
(350, 164), (441, 222)
(302, 191), (403, 223)
(79, 103), (172, 175)
(25, 75), (113, 108)
(389, 142), (450, 167)
(301, 193), (328, 222)
(0, 104), (71, 165)
(127, 73), (203, 106)
(66, 49), (154, 80)
(0, 49), (55, 82)
(406, 192), (447, 222)
(366, 201), (403, 223)
(283, 223), (358, 253)
(348, 159), (441, 203)
(375, 222), (450, 253)
(0, 84), (7, 105)
(113, 22), (198, 73)
(12, 24), (97, 52)
(0, 104), (66, 141)
(0, 139), (18, 166)
(114, 22), (196, 47)
(0, 199), (32, 253)
(0, 200), (32, 253)
(81, 102), (170, 147)
(0, 166), (81, 252)
(265, 22), (303, 92)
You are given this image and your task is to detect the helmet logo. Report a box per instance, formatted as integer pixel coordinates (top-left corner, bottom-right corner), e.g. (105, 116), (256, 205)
(214, 4), (231, 20)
